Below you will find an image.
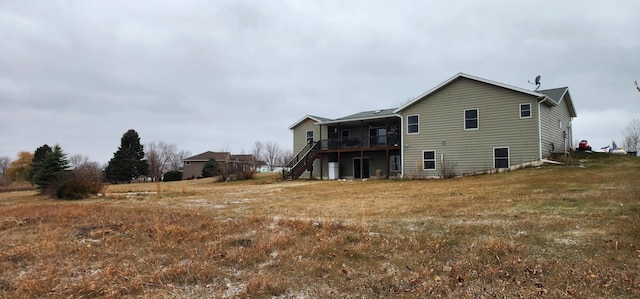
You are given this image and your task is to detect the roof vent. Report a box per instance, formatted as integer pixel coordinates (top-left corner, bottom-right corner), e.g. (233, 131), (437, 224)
(373, 109), (382, 114)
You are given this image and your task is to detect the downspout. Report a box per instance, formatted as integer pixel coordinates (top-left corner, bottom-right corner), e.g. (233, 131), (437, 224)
(537, 97), (547, 161)
(398, 114), (404, 179)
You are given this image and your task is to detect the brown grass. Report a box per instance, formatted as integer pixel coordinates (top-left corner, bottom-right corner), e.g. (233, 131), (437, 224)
(1, 153), (639, 298)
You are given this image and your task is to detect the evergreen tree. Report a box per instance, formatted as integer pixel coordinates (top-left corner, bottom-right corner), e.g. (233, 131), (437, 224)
(29, 144), (52, 183)
(32, 144), (70, 193)
(105, 129), (149, 183)
(201, 158), (220, 178)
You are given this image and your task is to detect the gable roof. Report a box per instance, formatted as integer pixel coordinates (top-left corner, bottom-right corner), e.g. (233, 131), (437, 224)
(318, 108), (399, 125)
(288, 115), (333, 130)
(184, 151), (231, 162)
(395, 72), (557, 113)
(538, 87), (577, 117)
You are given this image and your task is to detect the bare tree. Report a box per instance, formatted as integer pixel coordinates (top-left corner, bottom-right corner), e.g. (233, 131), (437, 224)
(168, 150), (191, 171)
(0, 156), (11, 186)
(69, 154), (89, 169)
(146, 141), (177, 182)
(622, 117), (640, 153)
(278, 149), (293, 167)
(252, 141), (264, 168)
(264, 141), (282, 171)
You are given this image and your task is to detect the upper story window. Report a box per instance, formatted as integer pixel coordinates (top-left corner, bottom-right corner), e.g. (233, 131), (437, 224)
(407, 115), (419, 134)
(341, 129), (350, 138)
(520, 103), (531, 118)
(306, 130), (314, 143)
(464, 109), (479, 130)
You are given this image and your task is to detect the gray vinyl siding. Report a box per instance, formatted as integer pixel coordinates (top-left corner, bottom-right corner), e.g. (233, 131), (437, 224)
(539, 99), (573, 157)
(400, 78), (540, 177)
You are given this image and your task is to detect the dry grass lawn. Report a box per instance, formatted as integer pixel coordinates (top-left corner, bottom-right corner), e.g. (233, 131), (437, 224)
(1, 152), (639, 298)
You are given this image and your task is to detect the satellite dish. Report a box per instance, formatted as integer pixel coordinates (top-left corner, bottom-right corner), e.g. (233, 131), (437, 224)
(528, 75), (542, 91)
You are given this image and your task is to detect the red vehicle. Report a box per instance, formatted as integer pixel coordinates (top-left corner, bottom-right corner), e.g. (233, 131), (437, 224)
(578, 140), (592, 151)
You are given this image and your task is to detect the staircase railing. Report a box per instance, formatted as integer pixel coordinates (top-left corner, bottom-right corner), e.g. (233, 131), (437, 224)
(282, 141), (321, 180)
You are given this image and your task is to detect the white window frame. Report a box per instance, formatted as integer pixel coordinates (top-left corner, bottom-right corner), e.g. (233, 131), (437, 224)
(390, 155), (400, 171)
(464, 108), (479, 130)
(407, 114), (419, 134)
(520, 103), (532, 119)
(306, 130), (314, 143)
(422, 150), (436, 170)
(184, 161), (191, 165)
(493, 147), (510, 169)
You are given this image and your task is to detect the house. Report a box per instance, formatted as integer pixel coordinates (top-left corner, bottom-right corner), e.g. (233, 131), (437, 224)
(183, 152), (260, 179)
(285, 72), (577, 180)
(182, 151), (232, 179)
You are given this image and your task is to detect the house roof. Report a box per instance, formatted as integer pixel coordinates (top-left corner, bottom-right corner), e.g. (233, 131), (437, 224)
(288, 115), (333, 130)
(317, 108), (399, 125)
(395, 72), (572, 114)
(184, 151), (230, 162)
(538, 87), (577, 117)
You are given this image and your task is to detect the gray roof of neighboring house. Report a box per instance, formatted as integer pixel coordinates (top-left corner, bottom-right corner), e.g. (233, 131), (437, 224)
(184, 151), (230, 162)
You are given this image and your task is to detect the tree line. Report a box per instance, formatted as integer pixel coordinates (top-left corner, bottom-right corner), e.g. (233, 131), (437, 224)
(0, 129), (296, 198)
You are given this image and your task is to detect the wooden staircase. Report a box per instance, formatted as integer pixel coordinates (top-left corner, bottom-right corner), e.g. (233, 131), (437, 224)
(282, 141), (321, 180)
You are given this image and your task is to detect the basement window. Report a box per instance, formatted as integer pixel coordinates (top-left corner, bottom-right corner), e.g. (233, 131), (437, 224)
(494, 147), (509, 169)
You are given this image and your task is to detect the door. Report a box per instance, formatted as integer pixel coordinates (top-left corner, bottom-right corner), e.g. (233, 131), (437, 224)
(353, 157), (370, 179)
(369, 127), (387, 147)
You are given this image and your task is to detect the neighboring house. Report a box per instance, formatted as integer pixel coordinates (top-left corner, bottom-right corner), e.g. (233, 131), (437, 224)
(183, 152), (259, 179)
(182, 151), (232, 179)
(285, 72), (577, 180)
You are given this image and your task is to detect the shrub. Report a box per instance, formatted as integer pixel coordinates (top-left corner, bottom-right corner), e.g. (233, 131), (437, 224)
(54, 177), (104, 200)
(163, 170), (183, 182)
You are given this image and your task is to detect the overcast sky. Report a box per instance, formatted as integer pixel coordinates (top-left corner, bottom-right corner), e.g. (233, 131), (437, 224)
(1, 0), (639, 165)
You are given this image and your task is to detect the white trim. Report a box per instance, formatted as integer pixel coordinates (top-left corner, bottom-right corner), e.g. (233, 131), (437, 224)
(422, 150), (436, 170)
(519, 103), (532, 119)
(464, 108), (479, 130)
(407, 114), (419, 134)
(288, 115), (330, 130)
(493, 147), (510, 169)
(537, 99), (544, 160)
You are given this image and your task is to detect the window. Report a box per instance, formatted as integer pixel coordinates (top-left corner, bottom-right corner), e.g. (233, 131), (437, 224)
(423, 150), (436, 170)
(407, 115), (419, 134)
(520, 103), (531, 118)
(306, 130), (314, 143)
(390, 155), (400, 171)
(494, 147), (509, 169)
(184, 161), (191, 165)
(341, 129), (350, 138)
(464, 109), (479, 130)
